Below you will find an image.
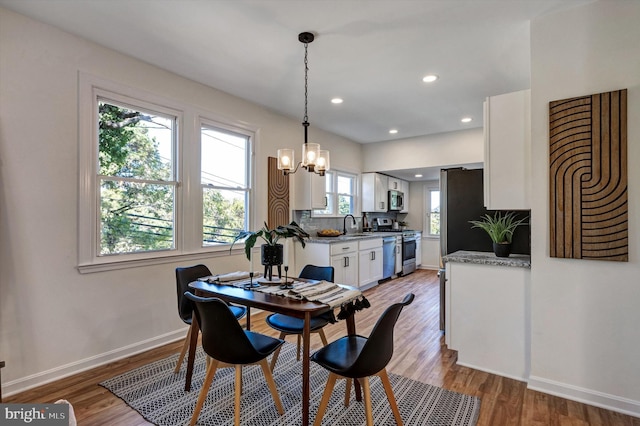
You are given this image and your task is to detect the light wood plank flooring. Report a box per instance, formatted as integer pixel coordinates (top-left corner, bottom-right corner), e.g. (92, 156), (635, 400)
(4, 269), (639, 425)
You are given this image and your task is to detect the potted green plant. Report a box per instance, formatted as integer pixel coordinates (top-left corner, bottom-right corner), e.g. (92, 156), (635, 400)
(231, 221), (310, 278)
(469, 212), (528, 258)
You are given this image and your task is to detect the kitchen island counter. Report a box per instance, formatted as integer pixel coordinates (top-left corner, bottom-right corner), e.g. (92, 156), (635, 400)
(443, 250), (530, 268)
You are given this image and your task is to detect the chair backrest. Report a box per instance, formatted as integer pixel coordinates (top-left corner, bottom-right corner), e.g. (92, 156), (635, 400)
(350, 293), (414, 378)
(175, 264), (212, 324)
(299, 265), (335, 282)
(184, 292), (263, 365)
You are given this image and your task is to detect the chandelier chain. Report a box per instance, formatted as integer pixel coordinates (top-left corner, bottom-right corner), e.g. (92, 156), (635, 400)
(303, 42), (309, 123)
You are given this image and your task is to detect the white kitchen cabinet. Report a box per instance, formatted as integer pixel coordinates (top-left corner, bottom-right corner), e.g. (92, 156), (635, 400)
(445, 258), (530, 381)
(483, 89), (530, 210)
(388, 177), (401, 191)
(358, 238), (383, 289)
(399, 179), (409, 213)
(415, 232), (422, 266)
(292, 170), (326, 211)
(294, 241), (358, 286)
(362, 173), (388, 212)
(394, 236), (402, 274)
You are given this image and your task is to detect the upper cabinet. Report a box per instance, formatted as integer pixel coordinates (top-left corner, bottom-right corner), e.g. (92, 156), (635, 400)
(388, 177), (402, 191)
(362, 172), (389, 212)
(399, 180), (409, 213)
(483, 89), (530, 210)
(292, 171), (326, 210)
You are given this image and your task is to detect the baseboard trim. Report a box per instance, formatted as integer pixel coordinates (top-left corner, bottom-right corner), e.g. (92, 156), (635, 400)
(528, 375), (640, 418)
(3, 329), (186, 397)
(456, 360), (528, 383)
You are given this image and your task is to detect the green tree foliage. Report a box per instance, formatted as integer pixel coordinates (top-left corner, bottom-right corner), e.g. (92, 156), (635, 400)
(98, 102), (174, 254)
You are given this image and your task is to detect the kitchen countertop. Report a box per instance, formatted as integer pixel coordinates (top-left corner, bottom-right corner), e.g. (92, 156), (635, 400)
(443, 250), (531, 269)
(307, 232), (401, 244)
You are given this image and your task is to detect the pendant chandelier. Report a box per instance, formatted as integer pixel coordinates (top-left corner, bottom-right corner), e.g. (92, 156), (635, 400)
(277, 32), (330, 176)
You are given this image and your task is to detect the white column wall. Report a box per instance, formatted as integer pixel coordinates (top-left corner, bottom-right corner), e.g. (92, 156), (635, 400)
(0, 8), (361, 394)
(529, 1), (640, 415)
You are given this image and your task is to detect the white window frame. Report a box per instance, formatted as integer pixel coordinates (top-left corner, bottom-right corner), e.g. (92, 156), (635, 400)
(312, 169), (359, 217)
(78, 73), (255, 272)
(424, 183), (440, 238)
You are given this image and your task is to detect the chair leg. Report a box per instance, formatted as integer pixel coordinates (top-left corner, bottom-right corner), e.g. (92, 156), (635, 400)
(344, 378), (352, 406)
(379, 369), (403, 426)
(174, 327), (191, 373)
(270, 332), (287, 372)
(318, 329), (329, 346)
(313, 372), (338, 426)
(234, 366), (242, 426)
(189, 359), (219, 426)
(360, 377), (374, 426)
(259, 359), (284, 415)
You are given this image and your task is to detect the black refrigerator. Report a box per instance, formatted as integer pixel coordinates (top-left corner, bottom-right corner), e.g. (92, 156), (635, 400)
(438, 167), (530, 330)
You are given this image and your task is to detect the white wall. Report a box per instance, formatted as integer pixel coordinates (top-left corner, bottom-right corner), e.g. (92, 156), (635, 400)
(0, 8), (361, 394)
(362, 127), (483, 173)
(529, 1), (640, 416)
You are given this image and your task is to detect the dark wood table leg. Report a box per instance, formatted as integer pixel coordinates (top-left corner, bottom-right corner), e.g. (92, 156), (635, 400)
(345, 314), (362, 401)
(302, 311), (311, 426)
(184, 316), (199, 392)
(245, 306), (251, 331)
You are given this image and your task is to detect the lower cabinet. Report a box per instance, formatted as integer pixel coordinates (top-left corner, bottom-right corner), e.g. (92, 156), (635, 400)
(331, 251), (358, 287)
(358, 239), (383, 289)
(294, 241), (359, 287)
(395, 236), (402, 274)
(294, 238), (383, 289)
(445, 261), (529, 381)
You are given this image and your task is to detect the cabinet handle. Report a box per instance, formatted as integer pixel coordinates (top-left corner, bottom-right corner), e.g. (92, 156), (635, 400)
(342, 246), (351, 250)
(371, 251), (375, 261)
(345, 256), (350, 267)
(324, 196), (327, 208)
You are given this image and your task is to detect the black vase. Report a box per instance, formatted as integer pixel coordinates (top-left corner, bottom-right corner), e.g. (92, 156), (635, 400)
(261, 244), (283, 266)
(493, 242), (512, 258)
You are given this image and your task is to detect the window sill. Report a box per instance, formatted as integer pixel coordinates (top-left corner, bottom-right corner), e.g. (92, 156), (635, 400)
(78, 247), (241, 274)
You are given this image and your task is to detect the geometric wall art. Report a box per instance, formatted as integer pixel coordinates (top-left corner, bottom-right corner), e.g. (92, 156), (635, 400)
(549, 89), (628, 261)
(267, 156), (290, 229)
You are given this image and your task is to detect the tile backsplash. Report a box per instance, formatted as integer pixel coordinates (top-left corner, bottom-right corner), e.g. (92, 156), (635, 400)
(292, 210), (401, 235)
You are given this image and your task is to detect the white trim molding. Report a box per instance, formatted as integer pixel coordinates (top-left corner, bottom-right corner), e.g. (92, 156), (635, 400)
(528, 376), (640, 418)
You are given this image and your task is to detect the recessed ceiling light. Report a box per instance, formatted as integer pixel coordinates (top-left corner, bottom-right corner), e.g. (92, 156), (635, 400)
(422, 74), (438, 83)
(461, 117), (473, 123)
(389, 129), (398, 134)
(415, 174), (423, 178)
(331, 98), (343, 104)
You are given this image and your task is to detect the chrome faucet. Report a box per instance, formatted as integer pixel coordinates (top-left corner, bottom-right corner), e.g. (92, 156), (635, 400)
(342, 214), (356, 235)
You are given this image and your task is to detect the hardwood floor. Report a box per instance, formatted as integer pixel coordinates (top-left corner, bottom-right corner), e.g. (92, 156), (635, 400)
(5, 269), (639, 425)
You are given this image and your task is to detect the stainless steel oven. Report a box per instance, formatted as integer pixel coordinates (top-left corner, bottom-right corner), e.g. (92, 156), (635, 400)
(401, 231), (417, 275)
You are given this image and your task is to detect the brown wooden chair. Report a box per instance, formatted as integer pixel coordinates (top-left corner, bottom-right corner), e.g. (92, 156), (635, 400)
(265, 265), (334, 371)
(184, 292), (285, 426)
(311, 293), (414, 426)
(174, 265), (246, 373)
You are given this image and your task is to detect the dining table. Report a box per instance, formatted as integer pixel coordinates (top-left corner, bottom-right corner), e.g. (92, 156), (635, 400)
(187, 275), (363, 426)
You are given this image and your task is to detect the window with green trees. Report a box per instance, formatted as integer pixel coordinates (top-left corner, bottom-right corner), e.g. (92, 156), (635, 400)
(98, 100), (176, 255)
(201, 124), (249, 245)
(313, 170), (357, 216)
(80, 76), (254, 269)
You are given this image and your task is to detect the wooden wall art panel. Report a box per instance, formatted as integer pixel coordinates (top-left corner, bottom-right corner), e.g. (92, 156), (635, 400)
(549, 89), (627, 261)
(267, 156), (289, 229)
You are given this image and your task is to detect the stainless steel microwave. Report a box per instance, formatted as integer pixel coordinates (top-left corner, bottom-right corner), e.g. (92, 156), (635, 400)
(388, 190), (404, 211)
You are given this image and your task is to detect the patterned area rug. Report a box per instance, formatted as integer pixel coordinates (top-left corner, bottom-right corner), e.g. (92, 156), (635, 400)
(100, 343), (480, 425)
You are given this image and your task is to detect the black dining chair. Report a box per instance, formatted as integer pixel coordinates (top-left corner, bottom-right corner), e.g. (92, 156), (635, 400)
(174, 265), (247, 373)
(184, 292), (285, 426)
(265, 265), (334, 371)
(310, 293), (415, 426)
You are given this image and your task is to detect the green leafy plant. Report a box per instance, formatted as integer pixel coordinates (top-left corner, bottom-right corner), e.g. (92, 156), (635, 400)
(469, 212), (528, 244)
(230, 221), (310, 260)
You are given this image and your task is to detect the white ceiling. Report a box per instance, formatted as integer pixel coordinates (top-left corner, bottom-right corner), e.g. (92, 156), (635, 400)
(1, 0), (590, 179)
